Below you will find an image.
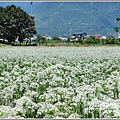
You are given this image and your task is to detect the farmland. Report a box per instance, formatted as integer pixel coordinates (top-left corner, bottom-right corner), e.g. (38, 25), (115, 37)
(0, 46), (120, 118)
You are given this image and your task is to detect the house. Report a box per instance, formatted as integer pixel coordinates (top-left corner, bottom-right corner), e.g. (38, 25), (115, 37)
(92, 34), (101, 39)
(59, 37), (68, 41)
(71, 32), (87, 41)
(100, 36), (107, 39)
(116, 33), (120, 39)
(46, 36), (52, 40)
(105, 33), (115, 38)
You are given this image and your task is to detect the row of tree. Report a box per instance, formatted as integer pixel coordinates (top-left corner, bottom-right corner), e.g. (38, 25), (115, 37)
(80, 36), (120, 45)
(34, 34), (120, 45)
(0, 5), (37, 44)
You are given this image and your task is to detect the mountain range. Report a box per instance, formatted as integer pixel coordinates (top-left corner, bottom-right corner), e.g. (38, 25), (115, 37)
(0, 2), (120, 37)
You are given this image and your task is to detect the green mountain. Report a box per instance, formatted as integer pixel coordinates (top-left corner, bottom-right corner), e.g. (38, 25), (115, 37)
(0, 2), (120, 37)
(32, 2), (120, 37)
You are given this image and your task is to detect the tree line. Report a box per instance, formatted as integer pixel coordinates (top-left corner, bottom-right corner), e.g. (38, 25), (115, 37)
(34, 34), (120, 46)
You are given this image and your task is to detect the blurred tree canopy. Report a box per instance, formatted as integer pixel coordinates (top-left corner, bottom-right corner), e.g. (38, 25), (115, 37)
(0, 5), (37, 44)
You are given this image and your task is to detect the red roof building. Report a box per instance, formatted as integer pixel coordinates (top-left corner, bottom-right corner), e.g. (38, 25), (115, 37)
(92, 34), (101, 39)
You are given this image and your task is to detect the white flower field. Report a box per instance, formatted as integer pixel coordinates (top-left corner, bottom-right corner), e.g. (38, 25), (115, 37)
(0, 46), (120, 118)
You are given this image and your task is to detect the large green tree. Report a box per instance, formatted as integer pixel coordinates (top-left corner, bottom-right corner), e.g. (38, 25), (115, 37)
(35, 34), (46, 44)
(0, 5), (37, 44)
(115, 17), (120, 38)
(116, 17), (120, 27)
(0, 6), (6, 41)
(114, 26), (119, 38)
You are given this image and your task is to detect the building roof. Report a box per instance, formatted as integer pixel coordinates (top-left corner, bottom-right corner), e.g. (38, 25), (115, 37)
(92, 34), (101, 39)
(72, 32), (87, 35)
(100, 36), (107, 39)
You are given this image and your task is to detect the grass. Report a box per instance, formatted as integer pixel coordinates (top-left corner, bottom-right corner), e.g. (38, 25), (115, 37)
(0, 43), (9, 47)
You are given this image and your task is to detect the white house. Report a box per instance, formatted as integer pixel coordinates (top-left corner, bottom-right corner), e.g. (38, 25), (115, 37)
(100, 36), (107, 39)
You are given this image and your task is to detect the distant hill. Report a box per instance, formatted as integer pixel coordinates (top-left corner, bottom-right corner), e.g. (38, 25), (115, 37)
(32, 2), (120, 37)
(0, 2), (120, 37)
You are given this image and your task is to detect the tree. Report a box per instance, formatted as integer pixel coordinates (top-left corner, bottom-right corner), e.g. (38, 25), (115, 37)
(0, 6), (6, 41)
(114, 27), (119, 32)
(114, 27), (119, 38)
(35, 34), (46, 44)
(106, 37), (115, 44)
(116, 17), (120, 27)
(114, 27), (119, 33)
(78, 38), (83, 44)
(0, 5), (37, 44)
(52, 36), (62, 43)
(52, 36), (61, 40)
(114, 17), (120, 39)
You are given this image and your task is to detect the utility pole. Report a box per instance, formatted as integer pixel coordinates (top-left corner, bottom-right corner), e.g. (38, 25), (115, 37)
(30, 1), (33, 16)
(30, 1), (33, 45)
(70, 29), (72, 43)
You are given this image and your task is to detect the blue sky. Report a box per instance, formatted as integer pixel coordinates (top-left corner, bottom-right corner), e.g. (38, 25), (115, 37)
(0, 2), (41, 14)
